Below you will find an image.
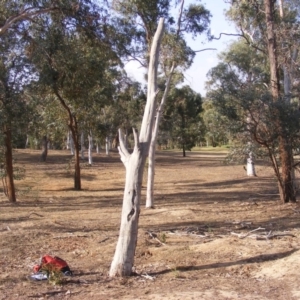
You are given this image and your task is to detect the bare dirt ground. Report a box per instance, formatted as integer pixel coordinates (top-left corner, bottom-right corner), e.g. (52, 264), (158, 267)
(1, 149), (300, 300)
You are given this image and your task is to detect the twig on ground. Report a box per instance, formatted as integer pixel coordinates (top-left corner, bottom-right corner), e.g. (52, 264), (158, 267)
(53, 233), (90, 239)
(231, 227), (266, 239)
(255, 232), (296, 240)
(146, 231), (166, 246)
(99, 237), (109, 243)
(140, 273), (156, 281)
(231, 228), (296, 240)
(28, 212), (44, 218)
(229, 221), (253, 226)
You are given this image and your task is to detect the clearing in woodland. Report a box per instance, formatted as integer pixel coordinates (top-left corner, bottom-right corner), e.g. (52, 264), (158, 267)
(0, 149), (300, 300)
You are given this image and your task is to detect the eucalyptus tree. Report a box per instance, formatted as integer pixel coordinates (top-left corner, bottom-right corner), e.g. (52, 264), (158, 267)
(206, 37), (300, 199)
(202, 100), (229, 147)
(0, 19), (33, 202)
(0, 1), (111, 199)
(223, 0), (300, 202)
(163, 85), (202, 157)
(28, 2), (121, 190)
(0, 0), (62, 36)
(112, 0), (211, 208)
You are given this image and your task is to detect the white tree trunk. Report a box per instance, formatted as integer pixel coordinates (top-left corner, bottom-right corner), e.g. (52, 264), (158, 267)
(25, 135), (29, 148)
(69, 131), (75, 155)
(88, 131), (93, 165)
(96, 142), (100, 154)
(246, 151), (256, 177)
(66, 131), (70, 150)
(109, 18), (164, 277)
(146, 64), (175, 208)
(246, 107), (256, 176)
(105, 136), (109, 155)
(81, 132), (85, 159)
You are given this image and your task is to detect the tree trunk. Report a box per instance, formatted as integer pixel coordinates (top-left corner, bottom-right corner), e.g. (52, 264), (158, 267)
(72, 118), (81, 190)
(40, 136), (48, 162)
(88, 131), (93, 165)
(279, 0), (298, 198)
(146, 64), (175, 208)
(81, 132), (85, 160)
(54, 89), (81, 190)
(264, 0), (295, 203)
(25, 135), (29, 148)
(3, 125), (16, 202)
(145, 1), (185, 208)
(66, 131), (70, 150)
(69, 132), (75, 155)
(109, 18), (164, 277)
(105, 136), (110, 155)
(182, 143), (186, 157)
(246, 151), (256, 176)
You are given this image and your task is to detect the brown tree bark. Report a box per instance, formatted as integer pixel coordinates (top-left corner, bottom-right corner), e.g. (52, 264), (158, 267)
(3, 125), (16, 202)
(264, 0), (295, 203)
(40, 136), (48, 162)
(54, 90), (81, 190)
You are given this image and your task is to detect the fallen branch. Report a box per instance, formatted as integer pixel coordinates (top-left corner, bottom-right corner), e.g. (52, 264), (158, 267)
(255, 232), (296, 240)
(146, 231), (166, 246)
(231, 227), (266, 239)
(53, 233), (90, 239)
(231, 228), (296, 240)
(99, 237), (109, 243)
(228, 221), (253, 226)
(28, 212), (44, 218)
(140, 273), (156, 281)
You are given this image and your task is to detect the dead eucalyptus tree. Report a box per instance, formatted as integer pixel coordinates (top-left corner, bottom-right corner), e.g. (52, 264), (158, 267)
(109, 18), (164, 277)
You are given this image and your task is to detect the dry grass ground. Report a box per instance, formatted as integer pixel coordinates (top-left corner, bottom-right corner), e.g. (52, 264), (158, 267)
(1, 148), (300, 300)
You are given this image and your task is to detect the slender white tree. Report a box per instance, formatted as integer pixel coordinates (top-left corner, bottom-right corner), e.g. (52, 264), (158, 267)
(88, 131), (93, 165)
(105, 136), (110, 155)
(146, 63), (175, 208)
(96, 142), (100, 154)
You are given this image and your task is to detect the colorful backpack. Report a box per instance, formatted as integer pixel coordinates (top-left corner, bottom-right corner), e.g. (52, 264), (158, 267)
(33, 255), (73, 276)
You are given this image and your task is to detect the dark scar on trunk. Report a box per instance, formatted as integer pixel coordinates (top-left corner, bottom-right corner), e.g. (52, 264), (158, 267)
(127, 189), (136, 221)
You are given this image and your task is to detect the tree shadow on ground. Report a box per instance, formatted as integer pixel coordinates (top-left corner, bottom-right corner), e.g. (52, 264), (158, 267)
(140, 212), (300, 233)
(149, 249), (298, 276)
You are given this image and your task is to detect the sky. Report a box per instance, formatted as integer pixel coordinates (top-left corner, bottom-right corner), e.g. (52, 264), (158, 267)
(124, 0), (239, 96)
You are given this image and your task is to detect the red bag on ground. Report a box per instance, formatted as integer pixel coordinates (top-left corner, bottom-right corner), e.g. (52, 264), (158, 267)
(33, 255), (72, 276)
